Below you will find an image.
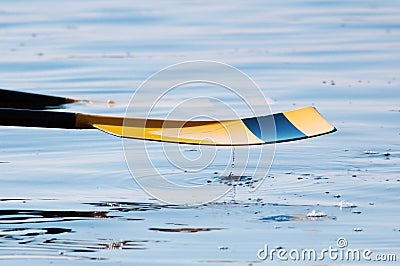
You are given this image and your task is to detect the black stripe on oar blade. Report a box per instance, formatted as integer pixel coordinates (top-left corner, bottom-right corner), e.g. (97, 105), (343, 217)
(0, 89), (77, 110)
(0, 108), (78, 129)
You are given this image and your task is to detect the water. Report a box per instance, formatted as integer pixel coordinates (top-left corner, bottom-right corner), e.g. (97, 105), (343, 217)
(1, 0), (399, 264)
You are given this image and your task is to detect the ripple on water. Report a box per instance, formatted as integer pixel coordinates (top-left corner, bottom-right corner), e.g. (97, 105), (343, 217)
(260, 211), (335, 222)
(148, 227), (225, 233)
(259, 215), (297, 222)
(0, 203), (156, 261)
(0, 209), (116, 224)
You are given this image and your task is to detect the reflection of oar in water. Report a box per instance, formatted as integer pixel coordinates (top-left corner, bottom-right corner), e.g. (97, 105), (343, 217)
(0, 90), (336, 146)
(0, 88), (114, 109)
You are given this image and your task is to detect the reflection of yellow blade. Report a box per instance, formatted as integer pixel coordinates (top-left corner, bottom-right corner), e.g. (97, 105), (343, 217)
(93, 106), (336, 146)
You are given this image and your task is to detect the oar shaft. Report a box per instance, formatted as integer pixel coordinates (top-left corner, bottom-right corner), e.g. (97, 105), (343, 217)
(0, 88), (77, 109)
(0, 108), (126, 129)
(0, 108), (81, 129)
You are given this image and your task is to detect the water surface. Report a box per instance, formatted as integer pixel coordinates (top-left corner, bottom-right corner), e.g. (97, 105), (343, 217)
(0, 0), (399, 264)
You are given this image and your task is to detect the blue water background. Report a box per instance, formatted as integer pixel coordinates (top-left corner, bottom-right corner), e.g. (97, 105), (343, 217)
(0, 0), (399, 264)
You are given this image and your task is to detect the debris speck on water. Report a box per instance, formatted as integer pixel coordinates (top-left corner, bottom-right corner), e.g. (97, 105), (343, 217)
(306, 210), (327, 218)
(335, 200), (357, 209)
(104, 241), (125, 249)
(364, 150), (379, 155)
(184, 148), (198, 152)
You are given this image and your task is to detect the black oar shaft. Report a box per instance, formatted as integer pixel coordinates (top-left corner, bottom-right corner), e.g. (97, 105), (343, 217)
(0, 108), (78, 129)
(0, 89), (77, 109)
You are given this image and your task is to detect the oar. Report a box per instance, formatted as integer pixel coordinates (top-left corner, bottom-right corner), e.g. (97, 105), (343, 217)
(0, 88), (114, 109)
(0, 88), (82, 109)
(0, 106), (336, 146)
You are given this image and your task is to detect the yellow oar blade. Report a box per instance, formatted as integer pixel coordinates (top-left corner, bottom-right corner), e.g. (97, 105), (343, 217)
(94, 119), (263, 146)
(283, 107), (335, 138)
(93, 106), (336, 146)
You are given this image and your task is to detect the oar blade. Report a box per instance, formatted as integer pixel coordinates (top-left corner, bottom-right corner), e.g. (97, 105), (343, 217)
(283, 106), (336, 138)
(93, 106), (335, 146)
(242, 106), (336, 144)
(93, 120), (263, 146)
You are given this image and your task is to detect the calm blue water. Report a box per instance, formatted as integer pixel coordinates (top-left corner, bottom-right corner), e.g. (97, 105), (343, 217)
(0, 0), (399, 265)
